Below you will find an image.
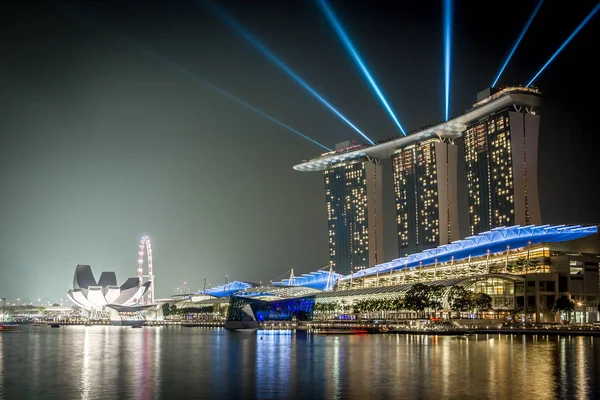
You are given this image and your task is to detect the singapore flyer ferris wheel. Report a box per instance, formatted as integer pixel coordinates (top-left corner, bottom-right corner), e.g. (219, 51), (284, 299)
(137, 235), (154, 304)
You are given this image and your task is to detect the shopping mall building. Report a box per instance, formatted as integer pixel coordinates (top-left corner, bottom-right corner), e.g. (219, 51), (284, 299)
(170, 225), (600, 324)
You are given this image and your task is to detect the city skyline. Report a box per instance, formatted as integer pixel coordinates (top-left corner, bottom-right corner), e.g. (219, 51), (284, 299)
(1, 0), (599, 300)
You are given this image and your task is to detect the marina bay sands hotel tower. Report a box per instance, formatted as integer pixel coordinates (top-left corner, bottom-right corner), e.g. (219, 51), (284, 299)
(294, 87), (543, 275)
(323, 142), (384, 275)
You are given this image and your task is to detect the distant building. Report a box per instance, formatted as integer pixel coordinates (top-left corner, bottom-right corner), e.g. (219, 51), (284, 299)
(392, 139), (460, 256)
(324, 153), (383, 275)
(463, 97), (541, 235)
(66, 264), (151, 321)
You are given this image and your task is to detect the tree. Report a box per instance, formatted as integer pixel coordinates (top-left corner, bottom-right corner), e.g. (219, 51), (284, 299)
(392, 297), (404, 313)
(427, 285), (446, 314)
(162, 303), (171, 317)
(402, 283), (444, 318)
(169, 304), (178, 315)
(403, 283), (430, 317)
(553, 296), (575, 321)
(553, 296), (575, 312)
(447, 286), (473, 312)
(340, 300), (349, 314)
(447, 286), (492, 315)
(473, 293), (492, 311)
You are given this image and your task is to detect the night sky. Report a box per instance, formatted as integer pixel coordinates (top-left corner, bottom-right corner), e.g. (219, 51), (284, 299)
(1, 0), (599, 302)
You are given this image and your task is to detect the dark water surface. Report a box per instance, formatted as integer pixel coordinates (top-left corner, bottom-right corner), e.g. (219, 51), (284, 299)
(1, 326), (599, 399)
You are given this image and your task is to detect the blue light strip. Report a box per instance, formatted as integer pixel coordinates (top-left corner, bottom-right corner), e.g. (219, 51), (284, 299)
(491, 0), (544, 88)
(443, 0), (452, 121)
(318, 0), (407, 136)
(526, 3), (600, 87)
(208, 2), (375, 145)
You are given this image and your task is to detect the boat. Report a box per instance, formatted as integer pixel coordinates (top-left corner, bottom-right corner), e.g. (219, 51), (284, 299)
(50, 324), (60, 328)
(131, 324), (143, 328)
(224, 304), (260, 332)
(0, 324), (18, 332)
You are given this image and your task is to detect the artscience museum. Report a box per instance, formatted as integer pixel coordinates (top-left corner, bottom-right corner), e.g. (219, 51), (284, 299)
(66, 264), (151, 319)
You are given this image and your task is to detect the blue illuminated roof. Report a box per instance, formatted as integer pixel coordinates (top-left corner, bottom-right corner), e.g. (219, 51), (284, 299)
(201, 281), (255, 298)
(341, 224), (598, 282)
(272, 270), (341, 291)
(235, 286), (322, 300)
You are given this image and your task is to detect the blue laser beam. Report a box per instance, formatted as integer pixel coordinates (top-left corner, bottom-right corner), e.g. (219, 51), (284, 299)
(55, 2), (331, 152)
(443, 0), (452, 121)
(207, 1), (375, 145)
(527, 2), (600, 87)
(130, 41), (332, 151)
(318, 0), (406, 136)
(492, 0), (544, 88)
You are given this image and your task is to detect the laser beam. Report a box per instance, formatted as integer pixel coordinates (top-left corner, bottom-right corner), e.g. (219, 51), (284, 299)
(130, 41), (331, 151)
(318, 0), (406, 135)
(492, 0), (544, 88)
(207, 2), (375, 145)
(527, 2), (600, 87)
(443, 0), (453, 121)
(55, 3), (331, 152)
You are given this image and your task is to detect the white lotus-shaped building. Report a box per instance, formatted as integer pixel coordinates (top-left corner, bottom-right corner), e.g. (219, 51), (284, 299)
(67, 265), (150, 311)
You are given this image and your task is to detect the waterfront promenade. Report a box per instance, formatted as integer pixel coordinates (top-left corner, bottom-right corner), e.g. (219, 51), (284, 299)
(33, 319), (600, 336)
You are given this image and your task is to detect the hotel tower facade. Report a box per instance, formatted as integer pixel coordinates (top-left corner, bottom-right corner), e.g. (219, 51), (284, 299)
(463, 104), (542, 235)
(324, 142), (384, 275)
(391, 139), (460, 256)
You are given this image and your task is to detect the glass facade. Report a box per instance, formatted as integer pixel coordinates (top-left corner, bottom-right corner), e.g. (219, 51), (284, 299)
(227, 296), (316, 322)
(464, 109), (515, 235)
(468, 277), (515, 310)
(325, 160), (370, 275)
(392, 140), (440, 256)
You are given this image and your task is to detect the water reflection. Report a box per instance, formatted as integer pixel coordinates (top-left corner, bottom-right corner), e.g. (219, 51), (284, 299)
(80, 328), (90, 400)
(153, 327), (161, 399)
(0, 328), (599, 399)
(575, 337), (589, 400)
(332, 337), (340, 400)
(255, 330), (293, 399)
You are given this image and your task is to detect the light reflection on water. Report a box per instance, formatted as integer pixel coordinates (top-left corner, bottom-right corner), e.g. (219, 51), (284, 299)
(0, 327), (599, 399)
